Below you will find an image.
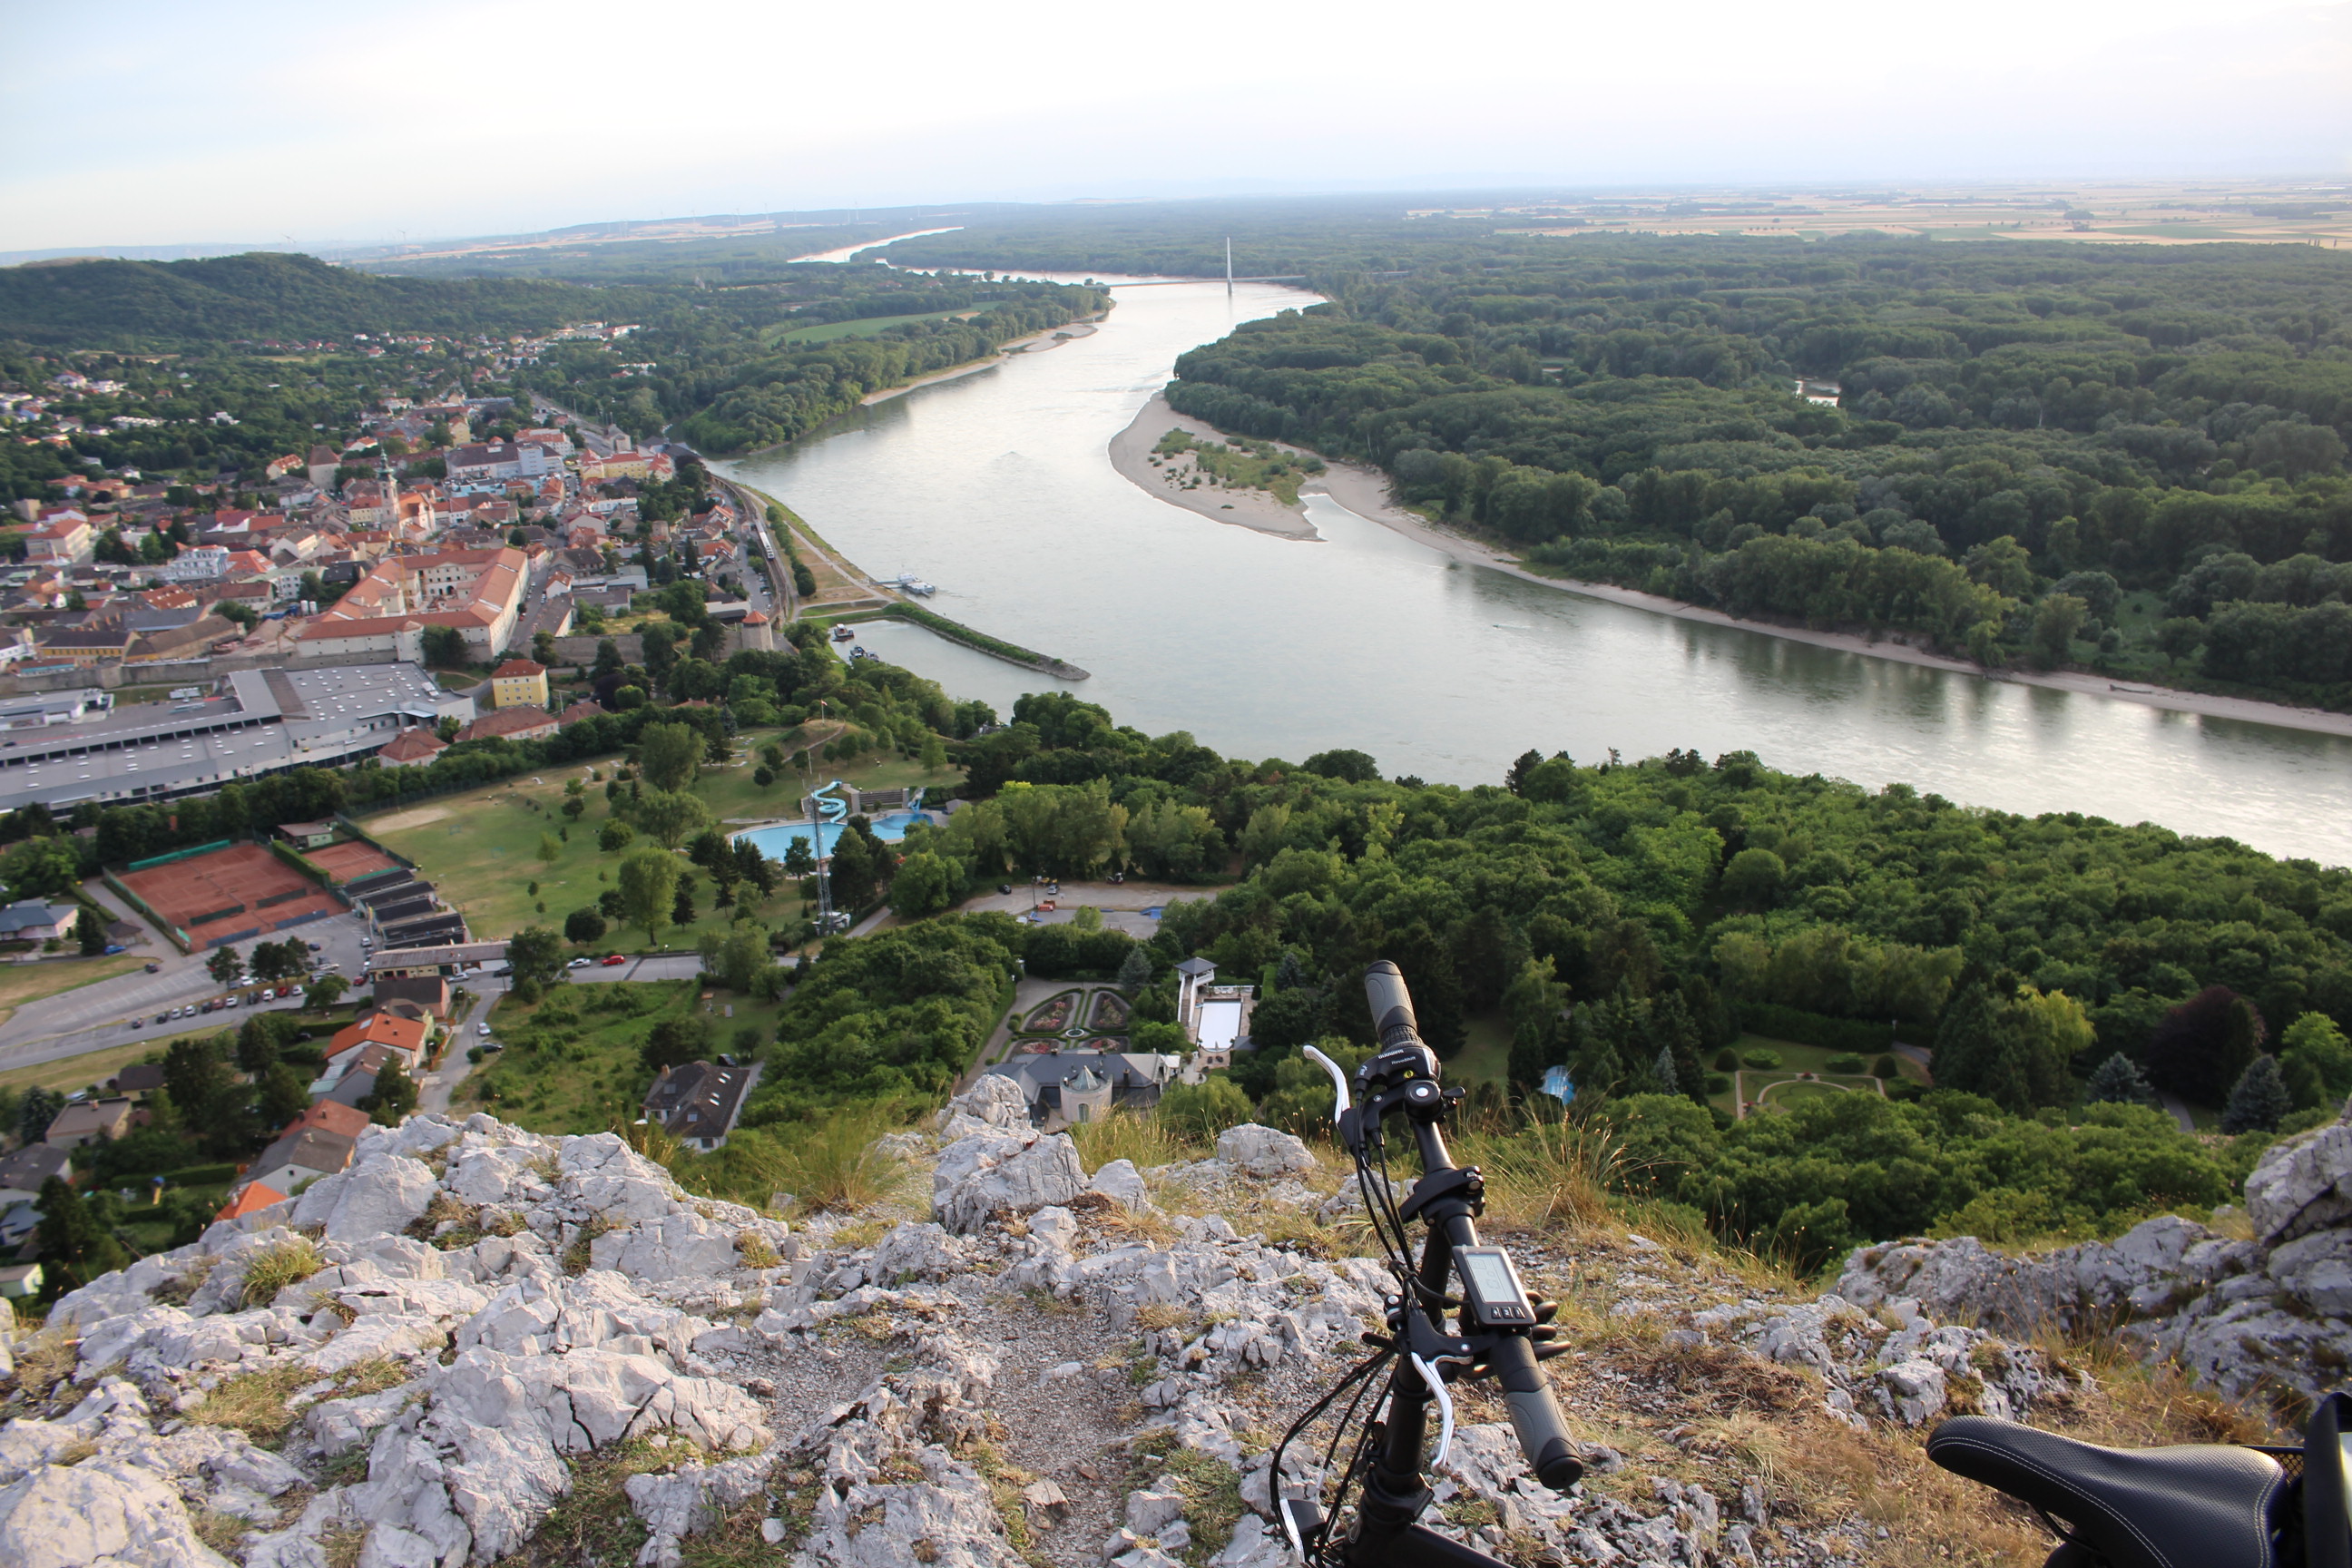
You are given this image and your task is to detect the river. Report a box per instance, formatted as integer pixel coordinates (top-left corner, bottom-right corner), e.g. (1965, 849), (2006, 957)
(723, 279), (2352, 867)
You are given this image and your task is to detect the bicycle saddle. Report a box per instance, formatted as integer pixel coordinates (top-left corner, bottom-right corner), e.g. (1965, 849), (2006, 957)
(1926, 1416), (2289, 1568)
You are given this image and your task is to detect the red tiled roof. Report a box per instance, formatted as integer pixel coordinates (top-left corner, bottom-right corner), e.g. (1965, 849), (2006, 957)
(215, 1181), (289, 1220)
(491, 659), (544, 678)
(378, 727), (446, 763)
(327, 1012), (428, 1061)
(281, 1100), (370, 1140)
(456, 706), (557, 742)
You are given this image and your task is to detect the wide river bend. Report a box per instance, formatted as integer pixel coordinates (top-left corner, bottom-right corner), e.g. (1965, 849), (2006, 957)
(725, 279), (2352, 867)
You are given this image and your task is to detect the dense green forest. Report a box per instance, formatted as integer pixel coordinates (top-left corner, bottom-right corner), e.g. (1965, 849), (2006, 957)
(515, 270), (1106, 451)
(0, 252), (642, 347)
(1161, 240), (2352, 708)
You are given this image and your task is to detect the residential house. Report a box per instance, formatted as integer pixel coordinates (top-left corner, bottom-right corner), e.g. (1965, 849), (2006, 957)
(368, 974), (451, 1019)
(248, 1127), (356, 1194)
(307, 445), (341, 487)
(279, 1099), (371, 1140)
(44, 1096), (137, 1149)
(310, 1041), (397, 1108)
(377, 726), (448, 767)
(0, 1263), (44, 1298)
(641, 1061), (759, 1151)
(213, 1181), (289, 1222)
(106, 1063), (167, 1099)
(488, 658), (548, 710)
(555, 699), (605, 728)
(0, 1142), (69, 1205)
(456, 706), (558, 743)
(0, 900), (77, 942)
(324, 1012), (430, 1072)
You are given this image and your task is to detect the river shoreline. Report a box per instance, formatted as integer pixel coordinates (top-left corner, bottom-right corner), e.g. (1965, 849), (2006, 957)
(860, 318), (1103, 407)
(1301, 464), (2352, 742)
(1107, 395), (1320, 540)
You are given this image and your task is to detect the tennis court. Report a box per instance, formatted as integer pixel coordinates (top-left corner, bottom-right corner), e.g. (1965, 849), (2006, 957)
(307, 838), (402, 883)
(116, 843), (340, 949)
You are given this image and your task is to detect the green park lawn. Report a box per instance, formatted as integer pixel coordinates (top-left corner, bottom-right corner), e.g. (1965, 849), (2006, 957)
(356, 729), (963, 946)
(466, 979), (785, 1136)
(1708, 1034), (1921, 1119)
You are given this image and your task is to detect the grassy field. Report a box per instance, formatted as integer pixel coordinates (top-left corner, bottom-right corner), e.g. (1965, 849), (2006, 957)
(763, 308), (975, 347)
(357, 736), (961, 946)
(1451, 1012), (1512, 1086)
(0, 953), (147, 1029)
(465, 979), (785, 1135)
(0, 1038), (164, 1098)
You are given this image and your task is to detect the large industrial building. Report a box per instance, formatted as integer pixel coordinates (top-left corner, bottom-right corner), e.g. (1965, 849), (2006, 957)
(0, 664), (474, 813)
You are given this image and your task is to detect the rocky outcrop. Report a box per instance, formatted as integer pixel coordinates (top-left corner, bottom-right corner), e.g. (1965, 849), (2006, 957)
(1838, 1118), (2352, 1404)
(0, 1088), (2108, 1567)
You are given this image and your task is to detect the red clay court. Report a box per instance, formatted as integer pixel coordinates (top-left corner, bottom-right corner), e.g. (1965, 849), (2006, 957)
(116, 842), (341, 949)
(307, 839), (402, 882)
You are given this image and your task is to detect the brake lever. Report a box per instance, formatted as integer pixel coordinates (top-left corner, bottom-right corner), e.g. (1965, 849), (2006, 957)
(1302, 1044), (1359, 1152)
(1411, 1353), (1455, 1466)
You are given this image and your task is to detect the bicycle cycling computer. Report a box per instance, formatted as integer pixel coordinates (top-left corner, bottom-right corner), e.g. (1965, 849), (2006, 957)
(1455, 1246), (1535, 1328)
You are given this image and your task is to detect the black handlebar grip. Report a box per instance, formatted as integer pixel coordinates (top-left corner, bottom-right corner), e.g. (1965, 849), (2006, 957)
(1364, 961), (1421, 1050)
(1487, 1334), (1582, 1492)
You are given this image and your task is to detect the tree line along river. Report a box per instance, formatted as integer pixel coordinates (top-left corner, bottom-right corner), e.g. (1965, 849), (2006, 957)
(723, 278), (2352, 868)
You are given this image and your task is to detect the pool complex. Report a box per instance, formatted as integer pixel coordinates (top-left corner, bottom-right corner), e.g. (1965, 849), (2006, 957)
(733, 811), (929, 861)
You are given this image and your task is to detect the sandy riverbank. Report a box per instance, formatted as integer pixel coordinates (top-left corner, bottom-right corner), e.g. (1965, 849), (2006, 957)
(861, 319), (1103, 407)
(1107, 394), (1320, 540)
(1301, 466), (2352, 741)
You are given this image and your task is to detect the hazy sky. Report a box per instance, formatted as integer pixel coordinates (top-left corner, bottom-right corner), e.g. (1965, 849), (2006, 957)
(5, 0), (2348, 252)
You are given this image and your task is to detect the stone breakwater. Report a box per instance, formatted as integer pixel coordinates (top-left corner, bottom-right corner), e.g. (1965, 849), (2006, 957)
(0, 1078), (2111, 1567)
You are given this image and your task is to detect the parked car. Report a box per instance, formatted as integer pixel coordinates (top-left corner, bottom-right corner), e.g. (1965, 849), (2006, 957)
(600, 955), (628, 966)
(224, 995), (240, 1008)
(476, 1022), (492, 1035)
(567, 957), (592, 969)
(129, 1017), (142, 1030)
(307, 942), (322, 952)
(998, 883), (1014, 895)
(143, 962), (161, 974)
(103, 944), (127, 956)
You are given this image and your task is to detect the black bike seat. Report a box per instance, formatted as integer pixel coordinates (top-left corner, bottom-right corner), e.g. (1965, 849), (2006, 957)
(1926, 1416), (2288, 1568)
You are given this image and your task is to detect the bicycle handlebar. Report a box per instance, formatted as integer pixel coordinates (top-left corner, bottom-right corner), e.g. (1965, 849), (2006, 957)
(1363, 959), (1421, 1051)
(1487, 1335), (1581, 1491)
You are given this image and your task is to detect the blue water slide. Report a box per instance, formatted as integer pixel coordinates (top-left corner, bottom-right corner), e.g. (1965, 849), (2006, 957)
(810, 780), (849, 824)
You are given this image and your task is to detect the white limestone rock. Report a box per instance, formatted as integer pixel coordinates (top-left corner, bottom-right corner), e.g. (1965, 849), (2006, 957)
(935, 1132), (1087, 1234)
(1089, 1160), (1151, 1212)
(0, 1459), (232, 1567)
(291, 1155), (438, 1244)
(1213, 1124), (1316, 1180)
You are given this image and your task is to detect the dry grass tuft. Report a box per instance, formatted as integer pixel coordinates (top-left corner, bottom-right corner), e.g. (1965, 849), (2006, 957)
(239, 1236), (327, 1310)
(736, 1233), (782, 1270)
(9, 1328), (80, 1406)
(1457, 1113), (1624, 1230)
(187, 1363), (317, 1447)
(1071, 1111), (1204, 1175)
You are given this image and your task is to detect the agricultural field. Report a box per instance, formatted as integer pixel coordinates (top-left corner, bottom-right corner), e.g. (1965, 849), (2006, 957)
(465, 979), (783, 1136)
(355, 728), (959, 947)
(762, 308), (975, 347)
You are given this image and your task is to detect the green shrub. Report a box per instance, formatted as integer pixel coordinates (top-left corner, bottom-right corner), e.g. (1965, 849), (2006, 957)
(1873, 1054), (1901, 1079)
(1825, 1054), (1867, 1074)
(1712, 1048), (1739, 1072)
(1740, 1048), (1782, 1070)
(1703, 1073), (1733, 1096)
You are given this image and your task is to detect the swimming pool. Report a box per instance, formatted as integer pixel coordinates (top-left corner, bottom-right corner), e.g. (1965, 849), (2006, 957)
(733, 810), (928, 861)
